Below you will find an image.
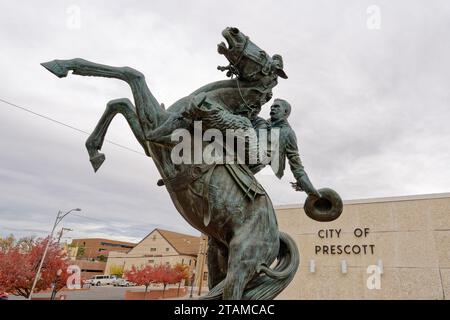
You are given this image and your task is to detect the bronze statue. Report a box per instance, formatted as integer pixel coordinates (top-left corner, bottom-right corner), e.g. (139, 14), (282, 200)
(41, 27), (342, 300)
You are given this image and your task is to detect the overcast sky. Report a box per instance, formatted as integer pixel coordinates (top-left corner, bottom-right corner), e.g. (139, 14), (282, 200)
(0, 0), (449, 243)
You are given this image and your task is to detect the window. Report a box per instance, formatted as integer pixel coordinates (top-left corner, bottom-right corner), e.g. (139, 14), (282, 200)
(148, 260), (154, 263)
(165, 248), (169, 252)
(152, 235), (157, 241)
(150, 248), (156, 252)
(166, 262), (170, 266)
(203, 272), (208, 281)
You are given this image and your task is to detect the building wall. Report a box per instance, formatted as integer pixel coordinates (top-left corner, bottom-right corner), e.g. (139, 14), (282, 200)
(105, 230), (197, 275)
(194, 234), (208, 288)
(275, 193), (450, 299)
(70, 238), (135, 260)
(70, 259), (106, 279)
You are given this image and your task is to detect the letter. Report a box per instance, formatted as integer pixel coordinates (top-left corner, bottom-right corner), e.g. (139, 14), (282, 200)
(66, 5), (81, 30)
(171, 129), (192, 164)
(362, 244), (367, 254)
(201, 307), (208, 318)
(258, 305), (267, 314)
(251, 305), (259, 314)
(269, 128), (281, 174)
(370, 244), (375, 254)
(203, 129), (224, 164)
(352, 245), (361, 254)
(364, 228), (370, 237)
(234, 129), (249, 164)
(224, 129), (236, 164)
(233, 305), (239, 314)
(323, 246), (329, 254)
(315, 245), (321, 254)
(174, 307), (180, 315)
(335, 229), (341, 238)
(344, 245), (351, 254)
(192, 306), (202, 314)
(354, 228), (363, 238)
(240, 305), (251, 314)
(258, 128), (270, 165)
(66, 265), (81, 289)
(193, 121), (203, 164)
(245, 128), (258, 164)
(184, 305), (190, 314)
(330, 245), (336, 255)
(268, 305), (275, 315)
(336, 245), (343, 255)
(318, 230), (325, 238)
(366, 5), (381, 30)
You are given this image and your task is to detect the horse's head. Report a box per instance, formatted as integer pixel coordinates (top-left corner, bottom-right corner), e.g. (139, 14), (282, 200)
(217, 27), (288, 82)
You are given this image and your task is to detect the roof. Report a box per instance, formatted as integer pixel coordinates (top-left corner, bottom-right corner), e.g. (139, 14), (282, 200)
(71, 238), (136, 246)
(129, 228), (201, 256)
(156, 229), (200, 256)
(274, 192), (450, 210)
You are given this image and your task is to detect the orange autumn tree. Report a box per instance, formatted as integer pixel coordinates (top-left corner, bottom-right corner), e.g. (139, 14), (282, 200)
(152, 264), (178, 298)
(174, 263), (190, 297)
(0, 237), (69, 298)
(124, 265), (155, 299)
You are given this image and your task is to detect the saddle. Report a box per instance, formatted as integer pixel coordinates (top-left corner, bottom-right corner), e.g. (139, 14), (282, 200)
(160, 163), (266, 227)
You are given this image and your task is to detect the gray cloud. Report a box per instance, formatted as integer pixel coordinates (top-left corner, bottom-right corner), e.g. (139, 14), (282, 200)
(1, 0), (449, 242)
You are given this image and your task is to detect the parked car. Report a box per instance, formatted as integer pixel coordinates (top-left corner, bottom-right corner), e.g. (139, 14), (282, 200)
(85, 275), (117, 286)
(113, 278), (136, 287)
(0, 292), (8, 300)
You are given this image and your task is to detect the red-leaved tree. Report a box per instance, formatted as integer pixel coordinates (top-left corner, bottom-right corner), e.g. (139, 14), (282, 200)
(153, 264), (178, 298)
(174, 263), (190, 297)
(0, 237), (69, 298)
(124, 265), (155, 299)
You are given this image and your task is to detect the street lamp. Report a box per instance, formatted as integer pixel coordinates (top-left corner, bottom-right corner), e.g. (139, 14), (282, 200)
(50, 227), (74, 300)
(28, 208), (82, 300)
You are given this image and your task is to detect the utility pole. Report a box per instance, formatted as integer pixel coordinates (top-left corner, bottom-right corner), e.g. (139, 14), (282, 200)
(28, 208), (81, 300)
(50, 227), (73, 300)
(197, 235), (207, 296)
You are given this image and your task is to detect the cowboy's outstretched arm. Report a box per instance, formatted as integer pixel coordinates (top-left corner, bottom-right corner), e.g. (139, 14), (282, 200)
(286, 131), (320, 197)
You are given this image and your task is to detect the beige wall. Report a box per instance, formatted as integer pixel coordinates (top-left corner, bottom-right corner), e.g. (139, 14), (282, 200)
(105, 230), (197, 275)
(194, 234), (209, 288)
(275, 193), (450, 299)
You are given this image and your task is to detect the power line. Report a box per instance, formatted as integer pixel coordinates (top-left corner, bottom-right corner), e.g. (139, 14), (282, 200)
(0, 97), (146, 156)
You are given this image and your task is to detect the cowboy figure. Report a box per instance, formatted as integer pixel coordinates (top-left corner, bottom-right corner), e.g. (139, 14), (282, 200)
(265, 98), (320, 197)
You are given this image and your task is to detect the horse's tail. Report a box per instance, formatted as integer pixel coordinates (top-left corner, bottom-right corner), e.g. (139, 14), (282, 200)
(201, 231), (300, 300)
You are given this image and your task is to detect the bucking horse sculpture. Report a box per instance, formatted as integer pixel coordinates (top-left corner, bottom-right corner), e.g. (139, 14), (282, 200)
(42, 27), (336, 299)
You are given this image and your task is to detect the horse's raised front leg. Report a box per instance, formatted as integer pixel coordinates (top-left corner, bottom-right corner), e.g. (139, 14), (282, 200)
(41, 58), (168, 132)
(86, 98), (151, 172)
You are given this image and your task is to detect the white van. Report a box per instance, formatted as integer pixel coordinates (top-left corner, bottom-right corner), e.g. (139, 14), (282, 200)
(85, 275), (117, 286)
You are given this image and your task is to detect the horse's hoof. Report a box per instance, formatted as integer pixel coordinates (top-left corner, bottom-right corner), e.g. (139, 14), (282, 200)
(41, 60), (68, 78)
(89, 153), (105, 172)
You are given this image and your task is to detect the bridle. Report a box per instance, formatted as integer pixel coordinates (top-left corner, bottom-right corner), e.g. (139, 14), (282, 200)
(217, 35), (277, 115)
